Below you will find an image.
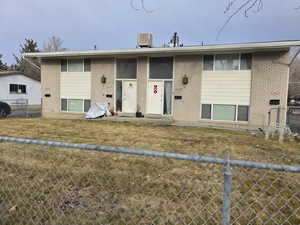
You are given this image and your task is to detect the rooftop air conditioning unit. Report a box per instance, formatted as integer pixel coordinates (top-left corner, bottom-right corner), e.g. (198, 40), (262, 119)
(138, 33), (153, 48)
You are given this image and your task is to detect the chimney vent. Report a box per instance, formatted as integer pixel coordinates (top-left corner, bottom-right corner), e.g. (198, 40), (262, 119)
(138, 33), (153, 48)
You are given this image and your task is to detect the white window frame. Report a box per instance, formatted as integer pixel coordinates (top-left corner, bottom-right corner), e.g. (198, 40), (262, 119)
(60, 98), (90, 113)
(200, 103), (249, 123)
(203, 53), (252, 71)
(61, 59), (90, 72)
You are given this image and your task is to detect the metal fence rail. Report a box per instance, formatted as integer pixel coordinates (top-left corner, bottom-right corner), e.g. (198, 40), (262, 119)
(0, 136), (300, 225)
(1, 136), (299, 173)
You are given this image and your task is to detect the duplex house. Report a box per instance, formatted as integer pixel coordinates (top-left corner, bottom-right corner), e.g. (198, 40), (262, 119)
(24, 35), (300, 130)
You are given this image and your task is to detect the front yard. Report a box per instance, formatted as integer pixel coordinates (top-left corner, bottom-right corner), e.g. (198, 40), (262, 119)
(0, 118), (299, 224)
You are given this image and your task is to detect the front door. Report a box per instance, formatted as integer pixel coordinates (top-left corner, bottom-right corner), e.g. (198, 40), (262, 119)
(122, 80), (137, 113)
(147, 81), (163, 114)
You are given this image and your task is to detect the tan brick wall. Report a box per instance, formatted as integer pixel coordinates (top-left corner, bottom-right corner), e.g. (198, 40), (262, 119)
(91, 58), (115, 110)
(41, 59), (60, 115)
(250, 51), (289, 128)
(137, 57), (148, 114)
(173, 55), (202, 121)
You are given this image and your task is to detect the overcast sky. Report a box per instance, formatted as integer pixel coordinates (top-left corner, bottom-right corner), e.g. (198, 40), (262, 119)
(1, 0), (299, 64)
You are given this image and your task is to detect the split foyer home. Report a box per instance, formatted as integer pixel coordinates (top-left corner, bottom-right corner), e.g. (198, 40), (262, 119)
(24, 34), (300, 130)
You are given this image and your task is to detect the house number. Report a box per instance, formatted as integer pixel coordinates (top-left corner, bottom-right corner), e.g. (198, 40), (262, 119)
(154, 85), (158, 94)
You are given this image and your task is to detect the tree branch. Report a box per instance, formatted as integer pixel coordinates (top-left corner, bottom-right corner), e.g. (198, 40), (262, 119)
(130, 0), (154, 13)
(217, 0), (263, 40)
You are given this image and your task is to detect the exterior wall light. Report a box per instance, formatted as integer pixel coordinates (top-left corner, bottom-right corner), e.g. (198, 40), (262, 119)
(101, 75), (107, 84)
(182, 75), (188, 85)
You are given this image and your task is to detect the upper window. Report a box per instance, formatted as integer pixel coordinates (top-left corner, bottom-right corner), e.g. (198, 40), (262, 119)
(61, 59), (91, 72)
(203, 53), (252, 71)
(9, 84), (26, 94)
(117, 58), (137, 79)
(215, 54), (239, 71)
(149, 57), (173, 79)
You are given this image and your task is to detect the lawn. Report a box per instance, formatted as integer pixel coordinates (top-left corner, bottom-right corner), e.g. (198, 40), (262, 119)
(0, 118), (299, 225)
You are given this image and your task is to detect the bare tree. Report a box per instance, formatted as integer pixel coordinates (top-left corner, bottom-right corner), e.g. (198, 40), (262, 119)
(130, 0), (154, 13)
(217, 0), (300, 39)
(43, 36), (67, 52)
(130, 0), (299, 39)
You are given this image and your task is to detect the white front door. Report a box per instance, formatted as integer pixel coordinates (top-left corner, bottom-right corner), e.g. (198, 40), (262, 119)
(122, 80), (137, 113)
(147, 81), (163, 114)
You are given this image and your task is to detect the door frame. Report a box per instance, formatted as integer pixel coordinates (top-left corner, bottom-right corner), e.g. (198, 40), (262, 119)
(146, 56), (175, 116)
(115, 79), (137, 113)
(113, 57), (138, 114)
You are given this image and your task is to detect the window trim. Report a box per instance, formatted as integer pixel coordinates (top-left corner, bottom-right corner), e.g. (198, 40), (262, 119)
(200, 103), (249, 123)
(203, 53), (252, 71)
(60, 98), (91, 113)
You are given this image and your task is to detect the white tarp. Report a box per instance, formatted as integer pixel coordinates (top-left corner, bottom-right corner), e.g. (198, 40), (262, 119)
(85, 102), (111, 119)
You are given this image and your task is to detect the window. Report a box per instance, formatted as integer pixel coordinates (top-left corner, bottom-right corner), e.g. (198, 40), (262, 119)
(201, 104), (249, 122)
(203, 55), (214, 71)
(68, 59), (83, 72)
(116, 80), (122, 112)
(9, 84), (26, 94)
(237, 105), (249, 121)
(201, 104), (212, 119)
(163, 81), (172, 115)
(84, 59), (91, 72)
(149, 57), (173, 79)
(84, 99), (91, 112)
(203, 53), (252, 71)
(61, 99), (68, 111)
(240, 53), (252, 70)
(61, 99), (91, 112)
(215, 54), (239, 71)
(61, 59), (91, 72)
(61, 60), (68, 72)
(213, 104), (236, 121)
(117, 59), (137, 79)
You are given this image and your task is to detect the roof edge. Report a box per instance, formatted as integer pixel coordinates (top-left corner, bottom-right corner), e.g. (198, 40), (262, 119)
(24, 40), (300, 58)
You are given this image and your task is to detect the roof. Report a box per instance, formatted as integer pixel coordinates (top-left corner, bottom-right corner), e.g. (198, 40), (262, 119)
(24, 40), (300, 59)
(0, 71), (40, 82)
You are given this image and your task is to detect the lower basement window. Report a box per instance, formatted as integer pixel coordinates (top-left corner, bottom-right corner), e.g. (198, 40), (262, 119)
(61, 99), (91, 113)
(201, 104), (249, 122)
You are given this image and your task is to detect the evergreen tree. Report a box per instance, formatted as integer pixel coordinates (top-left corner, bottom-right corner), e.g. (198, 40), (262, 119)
(0, 54), (8, 71)
(13, 38), (40, 71)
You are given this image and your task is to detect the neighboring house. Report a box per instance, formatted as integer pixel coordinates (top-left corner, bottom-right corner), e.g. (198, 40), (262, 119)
(0, 71), (41, 105)
(24, 35), (300, 130)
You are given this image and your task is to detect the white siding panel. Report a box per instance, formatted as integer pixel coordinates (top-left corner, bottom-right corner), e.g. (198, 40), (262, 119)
(201, 71), (251, 105)
(0, 74), (41, 105)
(60, 72), (91, 99)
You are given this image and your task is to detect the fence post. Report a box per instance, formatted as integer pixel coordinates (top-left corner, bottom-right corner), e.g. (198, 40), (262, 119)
(222, 150), (232, 225)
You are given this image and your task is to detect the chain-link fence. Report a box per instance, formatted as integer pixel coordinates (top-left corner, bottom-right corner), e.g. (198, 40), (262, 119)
(0, 99), (29, 117)
(0, 136), (299, 225)
(0, 99), (41, 118)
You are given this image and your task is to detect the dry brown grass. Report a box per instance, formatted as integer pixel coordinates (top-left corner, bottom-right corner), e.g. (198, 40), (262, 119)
(0, 118), (299, 225)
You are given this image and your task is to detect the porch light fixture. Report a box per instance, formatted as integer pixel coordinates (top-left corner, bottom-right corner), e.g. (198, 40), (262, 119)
(182, 74), (188, 85)
(101, 75), (107, 84)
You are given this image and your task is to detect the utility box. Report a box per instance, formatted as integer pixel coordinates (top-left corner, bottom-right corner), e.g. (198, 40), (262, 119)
(138, 33), (153, 48)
